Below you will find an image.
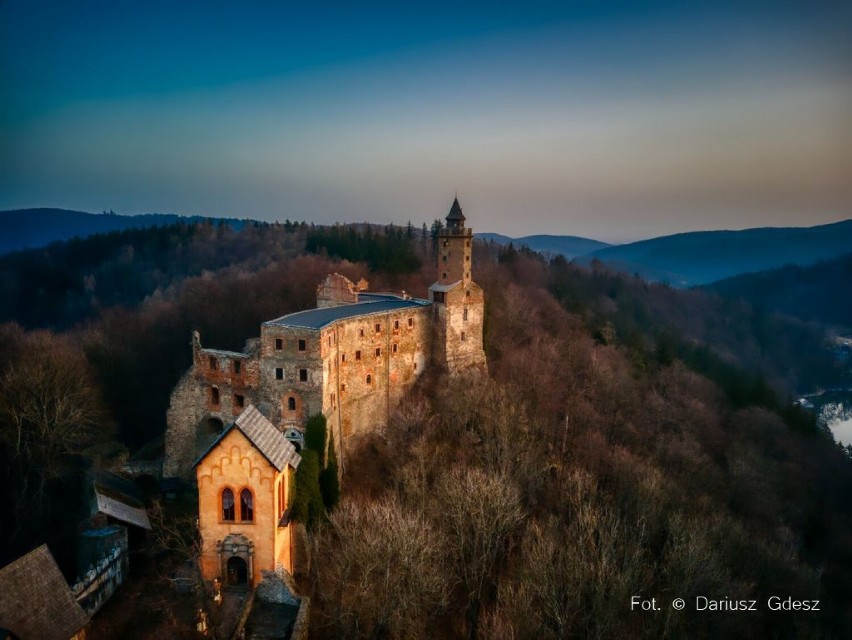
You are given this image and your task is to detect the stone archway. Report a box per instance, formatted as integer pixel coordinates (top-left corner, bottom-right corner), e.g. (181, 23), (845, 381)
(218, 533), (254, 587)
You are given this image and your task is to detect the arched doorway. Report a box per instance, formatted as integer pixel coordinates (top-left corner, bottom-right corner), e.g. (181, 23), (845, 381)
(226, 556), (248, 585)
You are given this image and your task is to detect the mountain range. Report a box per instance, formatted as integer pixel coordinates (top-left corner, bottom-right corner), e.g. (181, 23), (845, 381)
(3, 208), (851, 289)
(480, 220), (852, 287)
(0, 208), (249, 255)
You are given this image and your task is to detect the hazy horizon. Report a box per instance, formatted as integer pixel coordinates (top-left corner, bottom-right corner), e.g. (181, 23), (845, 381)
(1, 1), (850, 244)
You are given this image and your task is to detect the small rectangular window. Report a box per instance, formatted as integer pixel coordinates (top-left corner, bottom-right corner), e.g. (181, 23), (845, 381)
(375, 323), (381, 333)
(375, 347), (381, 357)
(210, 387), (220, 405)
(298, 339), (306, 351)
(233, 360), (241, 375)
(408, 317), (413, 328)
(355, 350), (361, 361)
(341, 353), (346, 362)
(394, 319), (399, 330)
(299, 368), (308, 382)
(461, 331), (467, 341)
(275, 338), (283, 351)
(234, 394), (244, 408)
(341, 383), (346, 392)
(392, 343), (398, 354)
(359, 328), (364, 337)
(275, 368), (284, 380)
(208, 356), (218, 371)
(414, 362), (417, 371)
(463, 307), (468, 321)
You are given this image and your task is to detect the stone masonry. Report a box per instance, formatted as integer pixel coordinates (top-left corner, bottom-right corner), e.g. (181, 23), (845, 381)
(163, 198), (486, 479)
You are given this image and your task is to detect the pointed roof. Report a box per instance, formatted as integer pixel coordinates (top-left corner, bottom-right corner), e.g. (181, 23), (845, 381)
(194, 404), (301, 472)
(0, 545), (89, 640)
(446, 197), (465, 222)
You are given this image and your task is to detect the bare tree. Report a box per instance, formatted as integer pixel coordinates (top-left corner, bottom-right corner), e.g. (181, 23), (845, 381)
(439, 467), (525, 640)
(312, 498), (449, 639)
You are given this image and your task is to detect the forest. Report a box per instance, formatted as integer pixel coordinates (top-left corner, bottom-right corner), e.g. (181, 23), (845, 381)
(0, 219), (850, 638)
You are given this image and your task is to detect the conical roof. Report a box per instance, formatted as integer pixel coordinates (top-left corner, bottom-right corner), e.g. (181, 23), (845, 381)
(446, 197), (465, 222)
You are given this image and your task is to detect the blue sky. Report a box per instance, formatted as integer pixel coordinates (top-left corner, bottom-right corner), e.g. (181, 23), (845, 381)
(1, 1), (850, 242)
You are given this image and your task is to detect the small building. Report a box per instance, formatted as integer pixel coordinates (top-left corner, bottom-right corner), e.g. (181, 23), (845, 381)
(195, 404), (301, 588)
(0, 545), (89, 640)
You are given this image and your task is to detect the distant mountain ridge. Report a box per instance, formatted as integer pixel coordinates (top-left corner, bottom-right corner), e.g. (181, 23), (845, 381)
(0, 208), (250, 255)
(579, 219), (852, 286)
(476, 232), (611, 259)
(702, 252), (852, 329)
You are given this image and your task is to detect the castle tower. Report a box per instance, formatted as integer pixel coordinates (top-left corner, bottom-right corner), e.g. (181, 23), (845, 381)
(428, 198), (487, 373)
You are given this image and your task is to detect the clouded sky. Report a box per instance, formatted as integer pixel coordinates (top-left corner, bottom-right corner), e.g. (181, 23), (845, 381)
(1, 1), (850, 242)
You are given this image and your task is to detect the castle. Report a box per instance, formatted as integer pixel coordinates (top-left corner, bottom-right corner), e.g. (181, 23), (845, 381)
(163, 198), (486, 479)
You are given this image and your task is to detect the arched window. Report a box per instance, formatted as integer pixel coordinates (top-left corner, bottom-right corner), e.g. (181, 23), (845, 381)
(288, 396), (296, 411)
(240, 488), (254, 522)
(222, 488), (235, 521)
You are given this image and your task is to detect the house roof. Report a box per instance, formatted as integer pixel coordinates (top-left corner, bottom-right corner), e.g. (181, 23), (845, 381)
(95, 490), (152, 530)
(263, 297), (429, 330)
(446, 197), (465, 222)
(0, 545), (89, 640)
(429, 280), (462, 293)
(195, 405), (302, 472)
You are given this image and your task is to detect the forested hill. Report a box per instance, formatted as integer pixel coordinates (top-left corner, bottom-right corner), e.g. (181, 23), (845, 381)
(580, 219), (852, 286)
(2, 221), (852, 638)
(702, 252), (852, 329)
(0, 208), (252, 255)
(476, 232), (611, 258)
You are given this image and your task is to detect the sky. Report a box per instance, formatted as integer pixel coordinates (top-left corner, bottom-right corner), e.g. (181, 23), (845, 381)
(1, 1), (850, 243)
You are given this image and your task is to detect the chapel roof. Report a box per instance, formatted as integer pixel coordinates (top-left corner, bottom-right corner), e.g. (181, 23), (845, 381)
(195, 404), (302, 472)
(0, 545), (89, 640)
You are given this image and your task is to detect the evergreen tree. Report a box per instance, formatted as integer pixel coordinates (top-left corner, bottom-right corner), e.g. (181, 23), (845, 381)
(319, 434), (340, 511)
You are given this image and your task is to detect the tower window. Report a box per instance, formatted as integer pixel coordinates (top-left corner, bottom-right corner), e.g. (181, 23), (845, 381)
(222, 488), (235, 521)
(234, 394), (244, 408)
(414, 362), (417, 371)
(275, 368), (284, 380)
(442, 255), (447, 263)
(210, 387), (220, 405)
(442, 272), (447, 279)
(298, 339), (306, 351)
(275, 338), (283, 351)
(461, 332), (467, 341)
(341, 353), (346, 362)
(375, 323), (381, 333)
(208, 356), (218, 371)
(466, 240), (470, 247)
(233, 360), (241, 375)
(366, 374), (372, 385)
(394, 320), (399, 330)
(355, 350), (361, 361)
(240, 488), (254, 522)
(465, 255), (470, 262)
(408, 317), (413, 328)
(466, 290), (471, 297)
(375, 347), (381, 357)
(288, 396), (296, 411)
(360, 328), (364, 337)
(463, 307), (468, 321)
(299, 368), (308, 382)
(392, 343), (398, 354)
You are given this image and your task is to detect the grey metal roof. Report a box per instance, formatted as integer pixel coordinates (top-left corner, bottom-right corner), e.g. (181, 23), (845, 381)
(429, 280), (461, 293)
(95, 490), (152, 530)
(202, 348), (247, 358)
(264, 298), (429, 330)
(0, 545), (89, 640)
(196, 405), (301, 472)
